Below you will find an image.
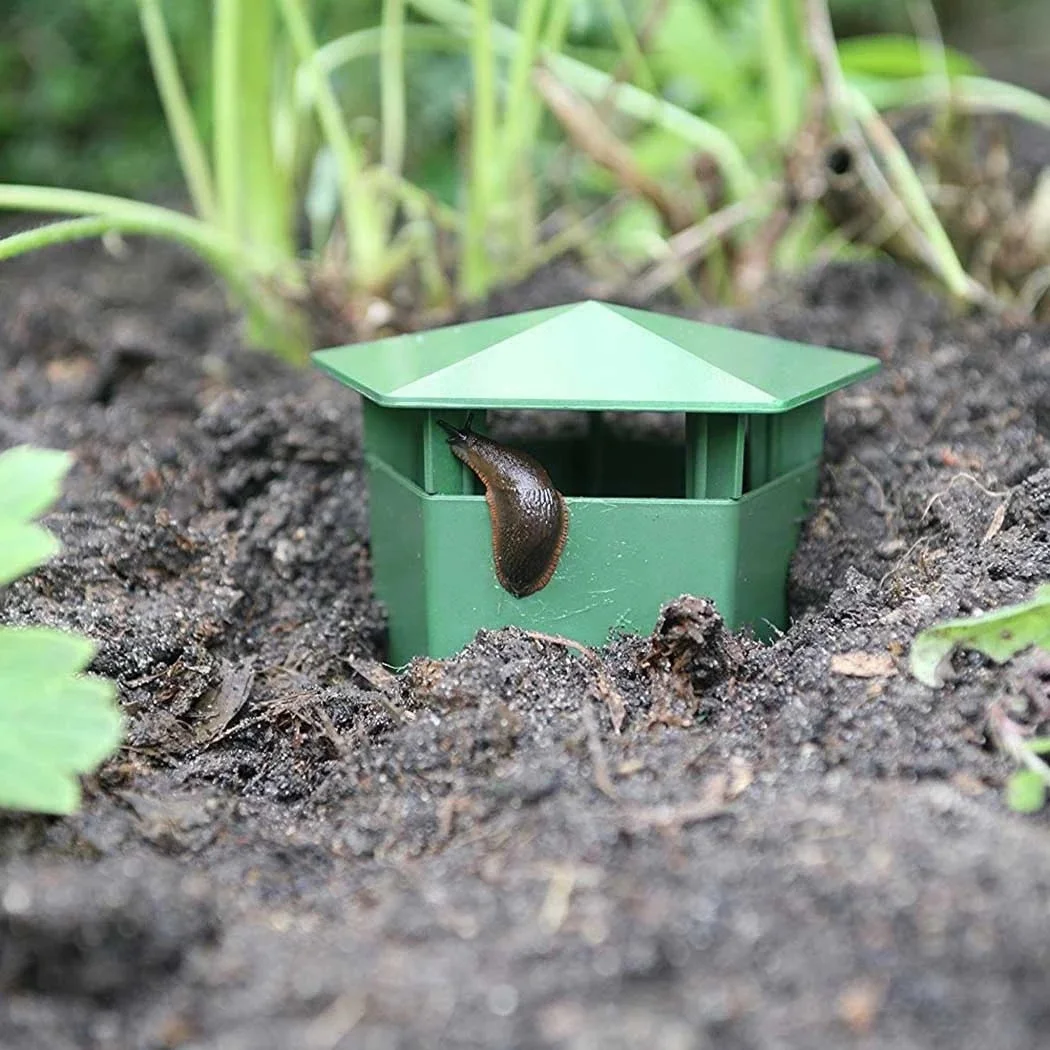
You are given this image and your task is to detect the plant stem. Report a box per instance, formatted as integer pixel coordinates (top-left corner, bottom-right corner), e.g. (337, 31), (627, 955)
(462, 0), (497, 299)
(760, 0), (800, 144)
(276, 0), (388, 288)
(308, 25), (462, 86)
(805, 0), (986, 306)
(598, 0), (656, 92)
(0, 217), (118, 261)
(213, 0), (293, 262)
(847, 85), (984, 303)
(503, 0), (548, 159)
(381, 0), (407, 178)
(408, 0), (758, 200)
(859, 75), (1050, 129)
(0, 186), (308, 362)
(0, 186), (247, 268)
(136, 0), (217, 221)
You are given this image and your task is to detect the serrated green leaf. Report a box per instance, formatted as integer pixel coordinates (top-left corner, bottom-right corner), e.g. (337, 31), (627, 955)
(0, 747), (82, 814)
(1006, 769), (1047, 814)
(0, 626), (99, 680)
(0, 446), (72, 523)
(0, 522), (61, 587)
(0, 448), (122, 815)
(0, 627), (122, 815)
(0, 625), (121, 814)
(909, 585), (1050, 687)
(838, 35), (981, 80)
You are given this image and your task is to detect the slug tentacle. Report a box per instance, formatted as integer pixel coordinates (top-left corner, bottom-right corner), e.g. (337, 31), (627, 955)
(437, 418), (568, 597)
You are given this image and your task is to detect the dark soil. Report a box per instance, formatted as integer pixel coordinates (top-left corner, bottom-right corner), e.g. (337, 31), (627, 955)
(2, 236), (1050, 1050)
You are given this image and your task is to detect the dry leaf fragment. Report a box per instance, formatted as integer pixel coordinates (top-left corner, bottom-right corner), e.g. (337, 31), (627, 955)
(830, 651), (898, 678)
(192, 658), (255, 745)
(727, 755), (754, 799)
(981, 500), (1008, 544)
(837, 978), (885, 1035)
(620, 774), (728, 833)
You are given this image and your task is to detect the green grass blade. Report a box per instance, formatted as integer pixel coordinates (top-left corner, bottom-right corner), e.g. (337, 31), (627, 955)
(598, 0), (655, 91)
(760, 0), (802, 144)
(381, 0), (408, 177)
(846, 85), (980, 303)
(0, 184), (246, 271)
(857, 74), (1050, 131)
(503, 0), (549, 157)
(461, 0), (498, 298)
(137, 0), (217, 222)
(213, 0), (242, 238)
(0, 185), (308, 359)
(0, 216), (140, 261)
(837, 34), (981, 79)
(276, 0), (388, 287)
(308, 25), (464, 85)
(213, 0), (294, 263)
(408, 0), (758, 200)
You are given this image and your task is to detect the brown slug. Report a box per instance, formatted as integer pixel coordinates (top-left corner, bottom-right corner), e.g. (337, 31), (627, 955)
(438, 417), (568, 598)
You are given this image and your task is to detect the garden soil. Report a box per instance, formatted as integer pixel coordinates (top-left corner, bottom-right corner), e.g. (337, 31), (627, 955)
(2, 237), (1050, 1050)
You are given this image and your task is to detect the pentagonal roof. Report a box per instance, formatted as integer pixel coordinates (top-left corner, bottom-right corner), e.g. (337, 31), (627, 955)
(312, 300), (878, 413)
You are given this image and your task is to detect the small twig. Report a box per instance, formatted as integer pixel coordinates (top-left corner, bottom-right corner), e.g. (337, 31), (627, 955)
(1017, 265), (1050, 315)
(920, 473), (1012, 522)
(533, 64), (695, 232)
(988, 701), (1050, 787)
(619, 774), (729, 833)
(878, 535), (931, 590)
(341, 656), (412, 725)
(304, 991), (366, 1050)
(805, 0), (993, 308)
(614, 197), (767, 301)
(537, 863), (578, 934)
(579, 695), (618, 800)
(805, 0), (923, 258)
(523, 629), (626, 732)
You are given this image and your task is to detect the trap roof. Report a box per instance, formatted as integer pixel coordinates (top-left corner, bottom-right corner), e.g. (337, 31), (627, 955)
(312, 300), (879, 413)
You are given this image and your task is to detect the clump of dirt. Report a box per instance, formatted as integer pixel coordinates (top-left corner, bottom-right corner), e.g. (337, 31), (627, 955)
(2, 237), (1050, 1050)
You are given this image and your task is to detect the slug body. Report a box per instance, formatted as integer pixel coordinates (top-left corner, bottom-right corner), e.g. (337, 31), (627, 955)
(438, 419), (568, 598)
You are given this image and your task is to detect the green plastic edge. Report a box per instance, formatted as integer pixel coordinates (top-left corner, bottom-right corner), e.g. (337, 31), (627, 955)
(312, 301), (881, 414)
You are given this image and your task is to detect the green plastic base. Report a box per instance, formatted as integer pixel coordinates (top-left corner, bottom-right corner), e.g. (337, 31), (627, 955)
(367, 455), (819, 663)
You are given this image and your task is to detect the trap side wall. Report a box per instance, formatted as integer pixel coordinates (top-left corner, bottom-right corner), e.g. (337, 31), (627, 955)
(366, 456), (820, 663)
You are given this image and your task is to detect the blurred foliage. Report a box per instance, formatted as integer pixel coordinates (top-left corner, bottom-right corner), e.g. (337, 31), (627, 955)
(0, 0), (385, 192)
(1, 0), (1042, 196)
(0, 0), (205, 191)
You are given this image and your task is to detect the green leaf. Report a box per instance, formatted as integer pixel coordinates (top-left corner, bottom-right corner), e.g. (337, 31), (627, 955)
(837, 34), (981, 80)
(0, 522), (61, 587)
(0, 627), (122, 814)
(0, 446), (71, 584)
(1006, 769), (1047, 814)
(0, 446), (72, 522)
(648, 0), (746, 110)
(909, 585), (1050, 687)
(0, 446), (123, 816)
(853, 74), (1050, 134)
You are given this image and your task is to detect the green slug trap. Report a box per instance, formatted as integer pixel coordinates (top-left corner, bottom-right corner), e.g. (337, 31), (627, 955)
(313, 301), (878, 663)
